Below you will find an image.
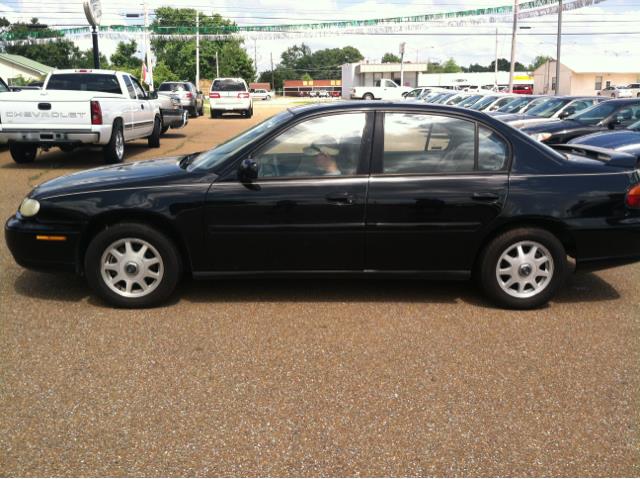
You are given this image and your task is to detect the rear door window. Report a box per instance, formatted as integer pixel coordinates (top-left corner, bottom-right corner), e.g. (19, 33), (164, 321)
(46, 73), (122, 94)
(212, 79), (247, 92)
(123, 75), (136, 99)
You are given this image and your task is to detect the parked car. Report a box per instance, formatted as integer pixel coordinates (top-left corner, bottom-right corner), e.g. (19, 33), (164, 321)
(0, 69), (162, 164)
(512, 85), (533, 95)
(250, 88), (272, 101)
(566, 119), (640, 159)
(157, 81), (204, 117)
(467, 94), (503, 110)
(522, 99), (640, 144)
(456, 94), (485, 108)
(7, 102), (640, 309)
(619, 83), (640, 98)
(209, 77), (253, 119)
(489, 95), (547, 116)
(155, 93), (188, 135)
(499, 96), (604, 129)
(309, 90), (330, 98)
(598, 85), (634, 98)
(350, 79), (413, 100)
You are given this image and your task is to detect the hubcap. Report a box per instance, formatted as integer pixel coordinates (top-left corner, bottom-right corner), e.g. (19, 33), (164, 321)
(115, 130), (124, 159)
(496, 240), (554, 299)
(100, 238), (164, 298)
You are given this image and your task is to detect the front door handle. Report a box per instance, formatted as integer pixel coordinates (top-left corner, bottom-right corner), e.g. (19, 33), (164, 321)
(472, 192), (500, 201)
(326, 192), (354, 205)
(141, 104), (145, 109)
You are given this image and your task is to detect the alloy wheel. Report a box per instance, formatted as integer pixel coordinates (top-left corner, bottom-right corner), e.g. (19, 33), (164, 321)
(495, 240), (554, 299)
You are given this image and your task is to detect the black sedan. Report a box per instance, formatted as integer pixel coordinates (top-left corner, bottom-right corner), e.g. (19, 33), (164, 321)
(567, 119), (640, 159)
(522, 99), (640, 144)
(5, 102), (640, 309)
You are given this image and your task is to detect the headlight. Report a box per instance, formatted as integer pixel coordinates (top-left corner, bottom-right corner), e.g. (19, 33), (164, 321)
(532, 132), (552, 142)
(19, 198), (40, 217)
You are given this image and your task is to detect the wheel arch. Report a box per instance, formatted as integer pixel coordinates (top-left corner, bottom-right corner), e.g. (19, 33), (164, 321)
(474, 217), (577, 271)
(78, 210), (193, 275)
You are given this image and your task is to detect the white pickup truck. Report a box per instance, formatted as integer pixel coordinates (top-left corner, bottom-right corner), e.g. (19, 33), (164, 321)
(350, 79), (413, 100)
(0, 69), (162, 164)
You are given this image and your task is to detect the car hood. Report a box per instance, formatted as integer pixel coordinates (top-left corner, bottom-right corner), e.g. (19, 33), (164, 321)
(521, 119), (583, 134)
(568, 130), (640, 153)
(31, 155), (208, 199)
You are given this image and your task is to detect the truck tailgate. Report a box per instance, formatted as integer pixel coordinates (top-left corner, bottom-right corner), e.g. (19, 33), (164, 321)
(0, 98), (91, 129)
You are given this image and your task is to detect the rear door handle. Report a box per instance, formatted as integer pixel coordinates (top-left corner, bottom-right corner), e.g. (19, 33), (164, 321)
(472, 192), (500, 201)
(141, 104), (145, 109)
(326, 192), (354, 205)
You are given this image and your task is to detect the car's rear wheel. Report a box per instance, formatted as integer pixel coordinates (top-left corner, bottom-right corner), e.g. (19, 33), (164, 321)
(244, 107), (253, 118)
(478, 227), (567, 309)
(103, 120), (124, 164)
(9, 144), (37, 163)
(363, 93), (374, 100)
(85, 223), (181, 308)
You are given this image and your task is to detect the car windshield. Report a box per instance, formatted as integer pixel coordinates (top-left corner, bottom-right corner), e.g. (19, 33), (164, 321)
(525, 98), (570, 117)
(405, 89), (421, 98)
(434, 93), (455, 104)
(212, 79), (246, 92)
(628, 120), (640, 130)
(458, 95), (482, 107)
(469, 95), (499, 110)
(567, 101), (621, 124)
(190, 110), (293, 171)
(497, 96), (533, 113)
(521, 97), (550, 113)
(46, 73), (122, 94)
(159, 83), (186, 91)
(0, 80), (9, 92)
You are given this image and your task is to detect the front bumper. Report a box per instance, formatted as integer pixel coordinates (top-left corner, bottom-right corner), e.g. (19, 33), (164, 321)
(5, 216), (82, 273)
(0, 125), (110, 145)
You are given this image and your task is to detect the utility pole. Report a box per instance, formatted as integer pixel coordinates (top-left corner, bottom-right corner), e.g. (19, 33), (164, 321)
(254, 38), (257, 74)
(270, 52), (275, 94)
(215, 50), (219, 78)
(399, 42), (406, 87)
(555, 0), (563, 95)
(494, 27), (499, 89)
(143, 1), (153, 91)
(507, 0), (518, 94)
(196, 11), (200, 90)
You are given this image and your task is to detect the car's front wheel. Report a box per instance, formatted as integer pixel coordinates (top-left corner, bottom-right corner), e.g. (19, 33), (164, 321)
(85, 223), (181, 308)
(478, 227), (567, 309)
(147, 116), (161, 148)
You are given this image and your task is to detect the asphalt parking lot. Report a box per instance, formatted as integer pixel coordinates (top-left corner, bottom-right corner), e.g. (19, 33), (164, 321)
(1, 102), (639, 476)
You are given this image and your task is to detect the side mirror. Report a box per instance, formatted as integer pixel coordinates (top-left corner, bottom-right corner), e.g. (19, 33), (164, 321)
(238, 159), (258, 182)
(559, 107), (575, 119)
(148, 91), (158, 100)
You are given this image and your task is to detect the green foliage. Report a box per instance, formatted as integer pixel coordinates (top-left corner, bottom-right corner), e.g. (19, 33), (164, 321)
(72, 49), (110, 69)
(381, 52), (401, 63)
(150, 7), (255, 83)
(301, 72), (313, 81)
(110, 40), (140, 70)
(528, 55), (553, 71)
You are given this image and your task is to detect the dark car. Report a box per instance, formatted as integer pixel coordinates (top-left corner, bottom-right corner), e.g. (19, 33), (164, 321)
(489, 95), (548, 116)
(6, 102), (640, 309)
(498, 96), (604, 128)
(567, 119), (640, 158)
(522, 99), (640, 144)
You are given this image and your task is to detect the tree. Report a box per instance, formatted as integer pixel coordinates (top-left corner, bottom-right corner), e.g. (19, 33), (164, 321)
(151, 7), (255, 84)
(528, 55), (553, 71)
(2, 18), (81, 68)
(110, 40), (140, 70)
(442, 58), (462, 73)
(71, 49), (110, 69)
(381, 52), (401, 63)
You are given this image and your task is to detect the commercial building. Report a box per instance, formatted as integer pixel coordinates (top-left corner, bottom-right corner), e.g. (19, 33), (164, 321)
(283, 79), (341, 97)
(533, 57), (640, 95)
(417, 71), (533, 90)
(341, 62), (428, 97)
(0, 53), (54, 84)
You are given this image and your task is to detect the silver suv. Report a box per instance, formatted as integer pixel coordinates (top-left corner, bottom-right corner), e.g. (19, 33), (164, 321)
(158, 81), (204, 117)
(209, 78), (253, 119)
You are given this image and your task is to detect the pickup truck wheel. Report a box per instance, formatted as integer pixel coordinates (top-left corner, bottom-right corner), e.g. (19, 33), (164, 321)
(147, 117), (161, 148)
(363, 93), (374, 100)
(103, 120), (124, 164)
(84, 223), (181, 308)
(478, 227), (568, 310)
(9, 144), (38, 164)
(160, 125), (169, 135)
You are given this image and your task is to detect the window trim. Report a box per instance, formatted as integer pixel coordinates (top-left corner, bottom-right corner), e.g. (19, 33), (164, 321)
(372, 110), (512, 177)
(218, 110), (375, 182)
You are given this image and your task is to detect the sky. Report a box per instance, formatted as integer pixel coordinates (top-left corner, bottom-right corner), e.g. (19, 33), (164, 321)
(1, 0), (639, 74)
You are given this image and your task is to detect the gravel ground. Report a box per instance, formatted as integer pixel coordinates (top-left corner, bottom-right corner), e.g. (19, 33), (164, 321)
(0, 103), (639, 476)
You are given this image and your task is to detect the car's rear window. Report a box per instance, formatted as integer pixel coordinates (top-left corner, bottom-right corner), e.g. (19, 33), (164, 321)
(159, 83), (187, 92)
(46, 74), (122, 94)
(212, 79), (246, 92)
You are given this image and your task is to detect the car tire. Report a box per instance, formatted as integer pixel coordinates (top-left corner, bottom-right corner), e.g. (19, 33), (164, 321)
(245, 107), (253, 118)
(265, 95), (271, 101)
(147, 116), (161, 148)
(84, 223), (182, 308)
(198, 104), (204, 116)
(161, 125), (169, 135)
(363, 93), (374, 100)
(9, 144), (38, 163)
(478, 227), (568, 310)
(103, 120), (125, 164)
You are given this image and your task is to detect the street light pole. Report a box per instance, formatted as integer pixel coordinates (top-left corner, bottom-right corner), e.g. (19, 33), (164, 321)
(508, 0), (518, 93)
(196, 11), (200, 90)
(399, 42), (406, 87)
(494, 27), (499, 89)
(555, 0), (563, 95)
(91, 26), (100, 68)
